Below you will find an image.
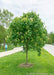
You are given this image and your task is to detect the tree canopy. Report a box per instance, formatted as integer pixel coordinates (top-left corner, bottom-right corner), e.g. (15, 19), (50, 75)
(0, 9), (14, 27)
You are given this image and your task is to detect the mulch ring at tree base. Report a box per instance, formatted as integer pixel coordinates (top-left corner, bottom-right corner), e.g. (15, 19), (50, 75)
(19, 63), (33, 68)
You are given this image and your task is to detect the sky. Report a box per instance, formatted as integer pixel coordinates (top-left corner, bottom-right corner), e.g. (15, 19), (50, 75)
(0, 0), (54, 33)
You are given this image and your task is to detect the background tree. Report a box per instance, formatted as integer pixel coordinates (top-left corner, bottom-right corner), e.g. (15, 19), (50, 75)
(9, 11), (47, 64)
(0, 25), (7, 48)
(48, 32), (54, 44)
(0, 9), (14, 27)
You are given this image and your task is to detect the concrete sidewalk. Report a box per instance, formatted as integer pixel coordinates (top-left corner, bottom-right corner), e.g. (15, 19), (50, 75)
(0, 46), (23, 57)
(43, 44), (54, 56)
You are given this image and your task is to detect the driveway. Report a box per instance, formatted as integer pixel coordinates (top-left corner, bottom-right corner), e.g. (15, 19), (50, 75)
(43, 44), (54, 56)
(0, 46), (23, 57)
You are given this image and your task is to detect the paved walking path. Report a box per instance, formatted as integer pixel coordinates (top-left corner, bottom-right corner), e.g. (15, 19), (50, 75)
(43, 44), (54, 56)
(0, 44), (54, 58)
(0, 46), (23, 57)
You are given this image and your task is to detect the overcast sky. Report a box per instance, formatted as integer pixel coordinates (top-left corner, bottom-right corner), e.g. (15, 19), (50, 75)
(0, 0), (54, 33)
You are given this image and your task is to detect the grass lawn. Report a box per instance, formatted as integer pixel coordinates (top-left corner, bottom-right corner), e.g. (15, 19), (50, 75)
(0, 48), (54, 75)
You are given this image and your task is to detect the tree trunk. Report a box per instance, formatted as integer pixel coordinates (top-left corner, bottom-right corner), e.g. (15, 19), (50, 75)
(0, 44), (1, 48)
(26, 43), (28, 64)
(3, 38), (6, 49)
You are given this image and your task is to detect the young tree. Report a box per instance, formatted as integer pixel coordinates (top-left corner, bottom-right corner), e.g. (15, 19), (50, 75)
(0, 9), (14, 27)
(9, 11), (47, 64)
